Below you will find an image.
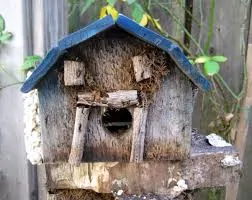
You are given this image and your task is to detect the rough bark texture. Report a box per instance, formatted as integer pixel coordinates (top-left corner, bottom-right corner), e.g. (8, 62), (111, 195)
(130, 107), (148, 162)
(44, 134), (240, 196)
(68, 107), (90, 166)
(38, 28), (193, 163)
(237, 17), (252, 199)
(64, 61), (85, 86)
(78, 90), (138, 108)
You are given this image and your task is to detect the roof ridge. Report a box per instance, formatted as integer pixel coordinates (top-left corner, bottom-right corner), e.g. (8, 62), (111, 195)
(21, 14), (211, 93)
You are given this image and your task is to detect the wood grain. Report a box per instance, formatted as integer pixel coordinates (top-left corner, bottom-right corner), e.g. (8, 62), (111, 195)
(130, 107), (148, 162)
(78, 90), (138, 108)
(132, 56), (151, 82)
(45, 140), (240, 195)
(144, 66), (193, 161)
(64, 61), (85, 86)
(68, 106), (90, 166)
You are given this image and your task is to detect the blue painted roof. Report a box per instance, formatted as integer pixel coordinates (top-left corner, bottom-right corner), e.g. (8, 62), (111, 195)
(21, 14), (211, 93)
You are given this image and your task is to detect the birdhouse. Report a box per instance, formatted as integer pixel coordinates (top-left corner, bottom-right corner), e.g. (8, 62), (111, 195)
(21, 14), (211, 166)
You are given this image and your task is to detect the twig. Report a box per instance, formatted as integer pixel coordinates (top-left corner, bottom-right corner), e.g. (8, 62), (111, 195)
(216, 73), (239, 100)
(213, 76), (230, 111)
(196, 0), (203, 55)
(148, 0), (152, 10)
(176, 0), (202, 28)
(154, 0), (205, 55)
(204, 0), (216, 53)
(143, 5), (192, 56)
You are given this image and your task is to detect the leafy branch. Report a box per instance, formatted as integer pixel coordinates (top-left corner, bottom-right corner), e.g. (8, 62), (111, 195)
(0, 14), (17, 90)
(0, 15), (12, 44)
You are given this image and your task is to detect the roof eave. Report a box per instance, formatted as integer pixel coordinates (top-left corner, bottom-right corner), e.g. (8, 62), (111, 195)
(21, 14), (211, 93)
(116, 14), (211, 92)
(21, 15), (115, 93)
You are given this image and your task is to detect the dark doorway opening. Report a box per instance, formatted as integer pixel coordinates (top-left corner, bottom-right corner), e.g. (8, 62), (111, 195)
(102, 108), (132, 136)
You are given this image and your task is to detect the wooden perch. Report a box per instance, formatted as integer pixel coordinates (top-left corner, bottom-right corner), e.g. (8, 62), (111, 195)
(68, 106), (90, 166)
(78, 90), (139, 108)
(130, 107), (148, 162)
(132, 55), (151, 82)
(64, 61), (85, 86)
(45, 134), (240, 194)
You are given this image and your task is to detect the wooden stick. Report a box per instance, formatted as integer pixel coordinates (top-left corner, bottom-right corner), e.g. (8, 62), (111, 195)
(68, 106), (90, 166)
(78, 90), (139, 108)
(130, 107), (148, 162)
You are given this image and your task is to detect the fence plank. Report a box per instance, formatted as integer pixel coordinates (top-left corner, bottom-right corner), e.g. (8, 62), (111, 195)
(236, 7), (252, 200)
(191, 0), (252, 200)
(192, 0), (251, 132)
(0, 0), (37, 199)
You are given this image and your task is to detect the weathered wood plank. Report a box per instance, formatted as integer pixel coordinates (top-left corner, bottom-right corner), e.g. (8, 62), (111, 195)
(250, 7), (252, 43)
(231, 46), (252, 200)
(237, 9), (252, 199)
(32, 1), (68, 200)
(78, 90), (138, 108)
(192, 0), (251, 131)
(132, 56), (151, 82)
(130, 107), (148, 162)
(144, 66), (193, 161)
(42, 0), (68, 52)
(45, 135), (240, 196)
(64, 61), (85, 86)
(235, 45), (252, 163)
(191, 1), (251, 199)
(68, 107), (90, 166)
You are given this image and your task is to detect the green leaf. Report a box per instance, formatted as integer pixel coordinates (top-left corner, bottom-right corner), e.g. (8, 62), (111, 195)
(0, 32), (12, 43)
(127, 0), (136, 4)
(211, 55), (227, 63)
(80, 0), (95, 14)
(132, 2), (144, 23)
(195, 56), (211, 64)
(21, 55), (42, 71)
(106, 0), (117, 6)
(188, 59), (195, 64)
(0, 15), (5, 32)
(204, 61), (220, 76)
